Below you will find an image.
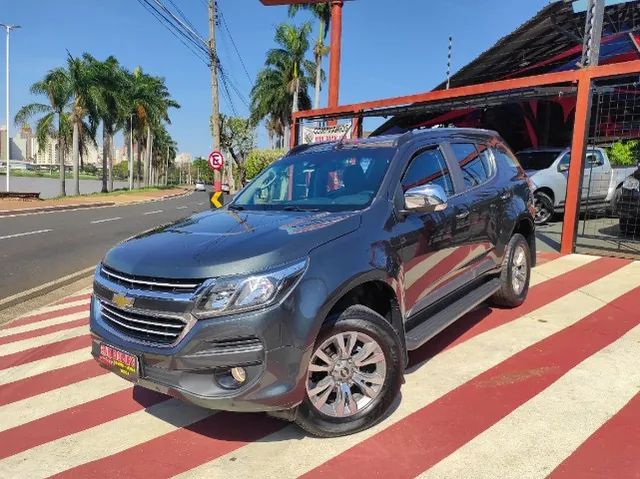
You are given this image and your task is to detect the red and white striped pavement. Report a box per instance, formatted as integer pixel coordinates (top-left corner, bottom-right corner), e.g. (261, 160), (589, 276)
(1, 253), (639, 478)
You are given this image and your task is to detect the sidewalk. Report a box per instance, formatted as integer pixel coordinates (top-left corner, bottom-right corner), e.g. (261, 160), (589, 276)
(0, 188), (190, 216)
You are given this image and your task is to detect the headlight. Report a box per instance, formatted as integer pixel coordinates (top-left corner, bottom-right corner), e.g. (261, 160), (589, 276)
(193, 259), (308, 318)
(623, 176), (640, 191)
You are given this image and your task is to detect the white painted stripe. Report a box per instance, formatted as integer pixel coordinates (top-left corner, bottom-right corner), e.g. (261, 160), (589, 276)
(419, 322), (640, 479)
(6, 298), (89, 322)
(0, 325), (87, 357)
(0, 399), (211, 478)
(90, 216), (121, 224)
(529, 253), (599, 287)
(0, 374), (131, 432)
(0, 348), (90, 386)
(176, 205), (188, 210)
(197, 202), (205, 206)
(0, 229), (52, 240)
(0, 311), (88, 338)
(144, 209), (163, 215)
(177, 261), (640, 479)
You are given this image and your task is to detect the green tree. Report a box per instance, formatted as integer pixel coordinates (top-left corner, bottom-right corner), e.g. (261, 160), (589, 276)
(151, 124), (178, 185)
(220, 114), (256, 187)
(245, 149), (285, 180)
(67, 53), (101, 195)
(15, 68), (72, 196)
(193, 157), (214, 183)
(608, 140), (640, 167)
(251, 23), (315, 148)
(288, 3), (330, 109)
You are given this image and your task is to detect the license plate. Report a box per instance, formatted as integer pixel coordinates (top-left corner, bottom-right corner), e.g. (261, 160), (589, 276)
(97, 343), (139, 380)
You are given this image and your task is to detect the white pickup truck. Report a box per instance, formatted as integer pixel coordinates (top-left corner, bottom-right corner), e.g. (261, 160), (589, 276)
(515, 147), (637, 225)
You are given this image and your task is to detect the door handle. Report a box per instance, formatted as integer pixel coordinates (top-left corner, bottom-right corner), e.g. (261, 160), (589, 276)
(456, 210), (470, 220)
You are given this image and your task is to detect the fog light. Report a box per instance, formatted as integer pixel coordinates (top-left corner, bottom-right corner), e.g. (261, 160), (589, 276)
(231, 367), (247, 383)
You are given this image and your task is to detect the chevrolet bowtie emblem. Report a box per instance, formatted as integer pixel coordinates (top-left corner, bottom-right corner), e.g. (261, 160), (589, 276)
(113, 294), (135, 309)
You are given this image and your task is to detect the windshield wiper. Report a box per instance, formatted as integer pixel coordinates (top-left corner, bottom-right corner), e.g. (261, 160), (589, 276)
(282, 206), (320, 212)
(227, 204), (245, 211)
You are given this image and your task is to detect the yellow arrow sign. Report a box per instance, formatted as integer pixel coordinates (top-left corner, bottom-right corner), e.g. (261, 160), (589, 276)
(210, 191), (223, 208)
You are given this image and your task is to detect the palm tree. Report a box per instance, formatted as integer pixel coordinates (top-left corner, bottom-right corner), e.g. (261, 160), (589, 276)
(151, 124), (177, 186)
(93, 55), (127, 192)
(124, 67), (179, 188)
(67, 53), (101, 195)
(288, 3), (331, 109)
(251, 23), (315, 147)
(15, 68), (71, 196)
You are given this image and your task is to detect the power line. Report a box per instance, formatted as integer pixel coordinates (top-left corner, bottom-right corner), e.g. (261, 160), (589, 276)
(217, 7), (253, 86)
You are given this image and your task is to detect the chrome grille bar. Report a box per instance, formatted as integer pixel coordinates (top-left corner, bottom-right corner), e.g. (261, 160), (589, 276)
(101, 265), (201, 291)
(101, 312), (179, 338)
(101, 304), (184, 329)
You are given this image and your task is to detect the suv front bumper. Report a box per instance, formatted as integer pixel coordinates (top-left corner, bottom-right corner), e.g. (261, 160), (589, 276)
(89, 281), (312, 413)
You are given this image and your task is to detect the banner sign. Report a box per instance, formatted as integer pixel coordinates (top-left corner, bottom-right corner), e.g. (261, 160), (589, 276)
(302, 123), (353, 145)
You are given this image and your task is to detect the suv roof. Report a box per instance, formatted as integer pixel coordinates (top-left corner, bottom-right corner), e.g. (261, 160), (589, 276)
(288, 128), (501, 156)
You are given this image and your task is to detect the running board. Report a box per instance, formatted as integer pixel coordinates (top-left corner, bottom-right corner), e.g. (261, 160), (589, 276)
(405, 278), (502, 351)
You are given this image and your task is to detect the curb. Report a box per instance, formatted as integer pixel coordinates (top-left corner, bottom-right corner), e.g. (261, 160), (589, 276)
(0, 265), (96, 312)
(0, 189), (191, 218)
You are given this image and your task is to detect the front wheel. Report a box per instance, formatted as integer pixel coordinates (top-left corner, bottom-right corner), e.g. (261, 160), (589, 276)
(294, 305), (403, 437)
(534, 191), (554, 226)
(490, 233), (531, 308)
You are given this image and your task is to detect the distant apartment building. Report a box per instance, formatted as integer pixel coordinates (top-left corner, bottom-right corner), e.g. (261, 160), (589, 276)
(175, 152), (192, 166)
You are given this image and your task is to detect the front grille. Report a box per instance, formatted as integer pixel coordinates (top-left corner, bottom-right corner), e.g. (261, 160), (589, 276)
(100, 301), (187, 345)
(100, 265), (203, 294)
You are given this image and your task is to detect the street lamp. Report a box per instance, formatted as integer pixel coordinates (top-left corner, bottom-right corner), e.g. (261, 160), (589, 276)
(1, 23), (20, 193)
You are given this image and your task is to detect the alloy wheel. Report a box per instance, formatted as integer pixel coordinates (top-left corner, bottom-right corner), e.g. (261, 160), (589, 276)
(306, 332), (387, 418)
(511, 244), (528, 295)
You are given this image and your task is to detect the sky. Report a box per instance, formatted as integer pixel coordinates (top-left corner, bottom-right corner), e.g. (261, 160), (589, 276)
(2, 0), (552, 158)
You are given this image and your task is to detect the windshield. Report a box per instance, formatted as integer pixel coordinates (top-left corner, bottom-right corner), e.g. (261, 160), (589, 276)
(232, 147), (394, 211)
(515, 151), (562, 171)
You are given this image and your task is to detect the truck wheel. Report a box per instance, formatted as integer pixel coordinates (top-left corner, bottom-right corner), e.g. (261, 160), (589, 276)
(490, 233), (531, 308)
(609, 186), (622, 216)
(534, 191), (554, 226)
(295, 305), (403, 438)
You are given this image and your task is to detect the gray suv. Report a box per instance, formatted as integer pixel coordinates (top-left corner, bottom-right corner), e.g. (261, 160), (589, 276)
(90, 128), (535, 437)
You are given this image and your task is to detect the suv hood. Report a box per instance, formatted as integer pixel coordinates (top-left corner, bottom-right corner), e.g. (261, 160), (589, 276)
(103, 209), (361, 279)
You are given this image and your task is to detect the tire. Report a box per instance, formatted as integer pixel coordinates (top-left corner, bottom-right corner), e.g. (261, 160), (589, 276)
(609, 186), (622, 217)
(490, 233), (531, 308)
(534, 191), (554, 226)
(294, 305), (403, 437)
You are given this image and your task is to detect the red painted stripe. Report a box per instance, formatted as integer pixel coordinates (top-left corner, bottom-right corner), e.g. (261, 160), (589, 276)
(0, 359), (104, 407)
(536, 251), (560, 264)
(550, 392), (640, 479)
(51, 412), (284, 479)
(0, 318), (88, 346)
(303, 285), (640, 479)
(408, 256), (628, 367)
(0, 335), (90, 370)
(0, 387), (168, 460)
(5, 304), (89, 329)
(53, 293), (92, 306)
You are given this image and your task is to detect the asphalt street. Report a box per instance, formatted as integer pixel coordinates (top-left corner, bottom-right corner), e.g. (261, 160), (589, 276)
(0, 189), (213, 300)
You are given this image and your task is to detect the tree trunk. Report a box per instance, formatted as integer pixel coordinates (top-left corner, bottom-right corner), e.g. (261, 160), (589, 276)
(107, 131), (114, 192)
(72, 121), (80, 196)
(58, 115), (66, 197)
(148, 132), (154, 186)
(144, 125), (152, 187)
(101, 127), (109, 193)
(314, 50), (322, 110)
(136, 140), (143, 189)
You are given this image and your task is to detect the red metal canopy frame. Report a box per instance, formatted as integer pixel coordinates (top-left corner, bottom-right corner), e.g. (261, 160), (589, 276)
(291, 59), (640, 255)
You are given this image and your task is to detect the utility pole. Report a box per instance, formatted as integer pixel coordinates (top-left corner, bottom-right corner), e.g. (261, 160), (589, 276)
(1, 24), (19, 193)
(208, 0), (221, 193)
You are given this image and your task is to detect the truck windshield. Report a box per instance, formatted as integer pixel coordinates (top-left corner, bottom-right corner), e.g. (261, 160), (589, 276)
(516, 151), (561, 171)
(232, 147), (394, 212)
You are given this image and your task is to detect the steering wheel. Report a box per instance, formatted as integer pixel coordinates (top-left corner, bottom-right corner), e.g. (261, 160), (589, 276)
(260, 170), (278, 190)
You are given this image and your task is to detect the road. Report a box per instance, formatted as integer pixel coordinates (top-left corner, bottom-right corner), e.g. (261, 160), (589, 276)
(0, 190), (212, 300)
(0, 175), (129, 198)
(1, 253), (639, 477)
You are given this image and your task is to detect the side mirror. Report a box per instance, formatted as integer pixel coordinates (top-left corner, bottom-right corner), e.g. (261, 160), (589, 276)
(558, 163), (570, 172)
(403, 184), (448, 213)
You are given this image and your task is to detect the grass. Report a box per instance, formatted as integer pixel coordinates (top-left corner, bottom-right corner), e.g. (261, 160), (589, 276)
(47, 185), (179, 201)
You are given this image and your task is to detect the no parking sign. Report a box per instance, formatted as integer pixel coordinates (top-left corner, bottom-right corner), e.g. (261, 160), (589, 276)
(208, 150), (224, 171)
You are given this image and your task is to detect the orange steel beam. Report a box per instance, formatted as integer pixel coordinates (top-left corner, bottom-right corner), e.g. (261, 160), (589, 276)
(293, 59), (640, 120)
(328, 1), (343, 109)
(561, 70), (592, 255)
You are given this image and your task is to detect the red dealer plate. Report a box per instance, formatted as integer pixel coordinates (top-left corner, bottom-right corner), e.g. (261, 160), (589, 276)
(97, 343), (139, 380)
